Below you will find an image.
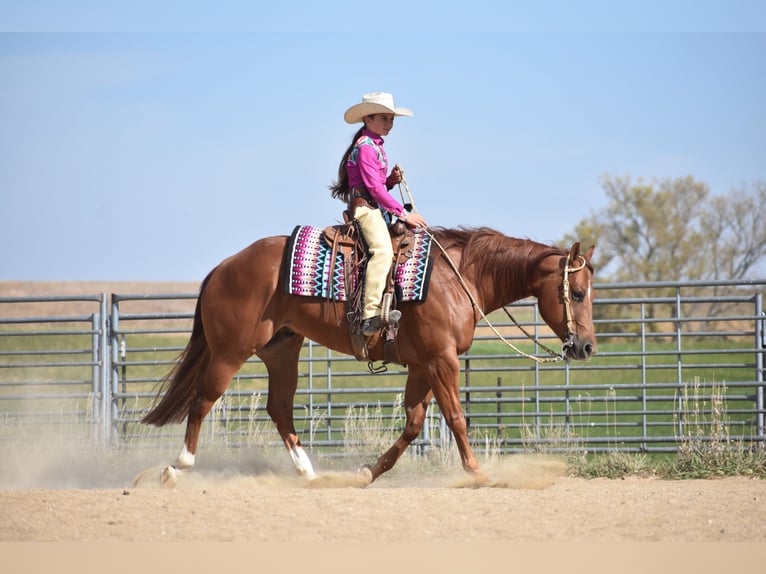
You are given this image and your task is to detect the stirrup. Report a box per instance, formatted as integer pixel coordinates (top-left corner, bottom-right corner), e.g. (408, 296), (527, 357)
(361, 310), (402, 336)
(361, 316), (384, 336)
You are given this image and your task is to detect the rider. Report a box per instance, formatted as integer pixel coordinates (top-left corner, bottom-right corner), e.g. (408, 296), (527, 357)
(329, 92), (428, 336)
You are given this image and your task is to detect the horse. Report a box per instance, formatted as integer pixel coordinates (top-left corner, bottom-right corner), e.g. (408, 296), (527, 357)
(141, 226), (596, 486)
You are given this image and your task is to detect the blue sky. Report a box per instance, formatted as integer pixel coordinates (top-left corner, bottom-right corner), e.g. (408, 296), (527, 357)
(1, 2), (765, 281)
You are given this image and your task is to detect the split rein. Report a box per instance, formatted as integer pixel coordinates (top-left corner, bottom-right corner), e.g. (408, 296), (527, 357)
(426, 232), (586, 364)
(395, 168), (586, 364)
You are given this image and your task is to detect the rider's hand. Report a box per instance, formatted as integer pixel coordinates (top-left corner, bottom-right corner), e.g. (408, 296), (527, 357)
(386, 166), (403, 188)
(403, 212), (428, 229)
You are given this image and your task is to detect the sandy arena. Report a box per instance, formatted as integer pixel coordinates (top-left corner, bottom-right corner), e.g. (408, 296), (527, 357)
(1, 447), (764, 543)
(2, 282), (764, 569)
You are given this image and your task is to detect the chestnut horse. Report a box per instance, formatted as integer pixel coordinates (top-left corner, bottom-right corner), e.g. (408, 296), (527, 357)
(142, 227), (596, 485)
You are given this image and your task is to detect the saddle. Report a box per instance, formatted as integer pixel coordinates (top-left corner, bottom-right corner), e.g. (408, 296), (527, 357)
(321, 211), (414, 366)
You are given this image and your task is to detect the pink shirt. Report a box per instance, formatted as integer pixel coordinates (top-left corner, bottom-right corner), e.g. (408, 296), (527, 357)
(346, 128), (406, 218)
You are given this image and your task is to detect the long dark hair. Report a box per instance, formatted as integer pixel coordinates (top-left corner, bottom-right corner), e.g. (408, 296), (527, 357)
(329, 126), (365, 203)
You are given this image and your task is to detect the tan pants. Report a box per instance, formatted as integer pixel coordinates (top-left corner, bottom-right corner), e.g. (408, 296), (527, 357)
(353, 205), (394, 319)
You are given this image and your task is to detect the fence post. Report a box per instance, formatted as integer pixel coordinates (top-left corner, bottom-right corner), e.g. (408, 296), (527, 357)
(564, 361), (571, 435)
(307, 338), (314, 447)
(641, 303), (648, 451)
(464, 352), (471, 429)
(675, 286), (683, 387)
(108, 294), (121, 446)
(756, 295), (764, 437)
(496, 377), (502, 438)
(91, 312), (100, 446)
(99, 293), (111, 446)
(324, 342), (333, 445)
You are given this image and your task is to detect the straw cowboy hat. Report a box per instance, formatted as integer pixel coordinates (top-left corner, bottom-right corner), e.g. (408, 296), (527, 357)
(344, 92), (414, 124)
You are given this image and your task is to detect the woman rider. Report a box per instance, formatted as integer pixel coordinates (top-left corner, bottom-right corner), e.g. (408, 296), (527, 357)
(329, 92), (428, 336)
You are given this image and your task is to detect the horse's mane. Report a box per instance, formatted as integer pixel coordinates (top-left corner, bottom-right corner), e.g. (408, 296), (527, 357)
(429, 226), (566, 286)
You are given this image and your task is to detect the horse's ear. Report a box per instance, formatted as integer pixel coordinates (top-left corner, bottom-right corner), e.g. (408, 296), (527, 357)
(584, 244), (595, 262)
(568, 242), (581, 261)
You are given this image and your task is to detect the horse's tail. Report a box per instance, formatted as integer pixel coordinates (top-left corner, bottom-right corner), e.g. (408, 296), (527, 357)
(141, 270), (215, 427)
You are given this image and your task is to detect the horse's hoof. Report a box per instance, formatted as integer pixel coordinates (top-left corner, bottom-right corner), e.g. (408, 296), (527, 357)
(473, 471), (492, 486)
(356, 464), (374, 486)
(161, 465), (180, 488)
(132, 465), (163, 488)
(465, 470), (493, 488)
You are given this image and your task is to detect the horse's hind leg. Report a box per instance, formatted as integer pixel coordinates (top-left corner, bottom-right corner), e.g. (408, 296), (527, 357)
(163, 354), (243, 486)
(258, 328), (317, 480)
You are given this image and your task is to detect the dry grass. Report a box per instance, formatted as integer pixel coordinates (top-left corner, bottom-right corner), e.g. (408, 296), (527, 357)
(662, 378), (766, 478)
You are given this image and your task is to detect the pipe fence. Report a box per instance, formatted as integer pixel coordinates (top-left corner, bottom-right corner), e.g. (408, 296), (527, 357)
(1, 280), (764, 457)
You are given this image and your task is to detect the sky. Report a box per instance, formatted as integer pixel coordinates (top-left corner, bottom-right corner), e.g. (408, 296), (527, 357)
(1, 2), (765, 281)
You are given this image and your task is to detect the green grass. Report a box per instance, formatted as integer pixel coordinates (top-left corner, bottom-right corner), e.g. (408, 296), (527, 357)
(459, 335), (760, 445)
(557, 379), (766, 479)
(2, 324), (765, 478)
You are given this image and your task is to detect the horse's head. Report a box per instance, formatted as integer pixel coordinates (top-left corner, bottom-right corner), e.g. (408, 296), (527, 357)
(534, 242), (596, 361)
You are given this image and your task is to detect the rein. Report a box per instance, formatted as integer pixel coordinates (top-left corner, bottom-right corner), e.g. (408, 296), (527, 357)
(427, 231), (585, 364)
(427, 232), (555, 362)
(397, 170), (586, 364)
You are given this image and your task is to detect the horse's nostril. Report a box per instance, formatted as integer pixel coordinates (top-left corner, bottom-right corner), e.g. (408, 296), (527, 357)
(584, 343), (593, 357)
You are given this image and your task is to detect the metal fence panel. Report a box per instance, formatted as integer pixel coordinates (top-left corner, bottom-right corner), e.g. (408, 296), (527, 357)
(1, 281), (764, 456)
(0, 294), (108, 445)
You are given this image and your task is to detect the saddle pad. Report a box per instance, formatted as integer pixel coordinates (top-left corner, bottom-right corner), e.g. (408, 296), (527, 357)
(284, 225), (433, 302)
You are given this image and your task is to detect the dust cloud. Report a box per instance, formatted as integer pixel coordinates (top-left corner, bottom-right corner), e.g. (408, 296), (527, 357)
(1, 417), (566, 491)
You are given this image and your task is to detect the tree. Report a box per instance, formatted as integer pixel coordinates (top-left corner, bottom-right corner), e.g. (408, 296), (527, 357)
(564, 176), (766, 331)
(564, 176), (766, 283)
(701, 181), (766, 281)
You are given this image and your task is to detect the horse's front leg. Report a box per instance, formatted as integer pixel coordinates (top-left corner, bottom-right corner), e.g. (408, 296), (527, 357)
(424, 354), (489, 483)
(359, 370), (433, 484)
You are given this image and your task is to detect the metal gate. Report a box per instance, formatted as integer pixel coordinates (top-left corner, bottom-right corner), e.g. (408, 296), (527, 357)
(1, 280), (764, 454)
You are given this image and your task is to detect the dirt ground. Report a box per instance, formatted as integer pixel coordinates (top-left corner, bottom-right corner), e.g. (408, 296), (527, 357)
(2, 282), (765, 566)
(1, 448), (764, 543)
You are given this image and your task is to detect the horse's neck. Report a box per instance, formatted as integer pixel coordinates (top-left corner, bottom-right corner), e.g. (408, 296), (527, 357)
(462, 245), (536, 314)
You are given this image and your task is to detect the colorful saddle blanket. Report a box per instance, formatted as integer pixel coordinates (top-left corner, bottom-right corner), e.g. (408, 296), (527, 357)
(284, 225), (433, 302)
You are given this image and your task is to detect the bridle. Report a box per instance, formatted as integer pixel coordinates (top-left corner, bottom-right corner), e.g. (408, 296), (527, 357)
(427, 229), (589, 364)
(502, 253), (588, 362)
(560, 254), (588, 356)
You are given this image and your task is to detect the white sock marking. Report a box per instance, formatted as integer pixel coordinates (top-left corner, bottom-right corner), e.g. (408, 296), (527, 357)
(175, 445), (196, 469)
(289, 446), (317, 480)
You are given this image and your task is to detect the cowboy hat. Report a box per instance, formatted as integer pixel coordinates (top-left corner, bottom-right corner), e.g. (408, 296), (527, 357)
(344, 92), (414, 124)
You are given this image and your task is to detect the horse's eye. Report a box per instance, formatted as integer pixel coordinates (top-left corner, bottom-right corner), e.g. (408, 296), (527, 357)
(572, 290), (585, 303)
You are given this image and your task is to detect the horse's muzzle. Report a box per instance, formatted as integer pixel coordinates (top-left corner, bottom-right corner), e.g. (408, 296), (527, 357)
(562, 334), (596, 361)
